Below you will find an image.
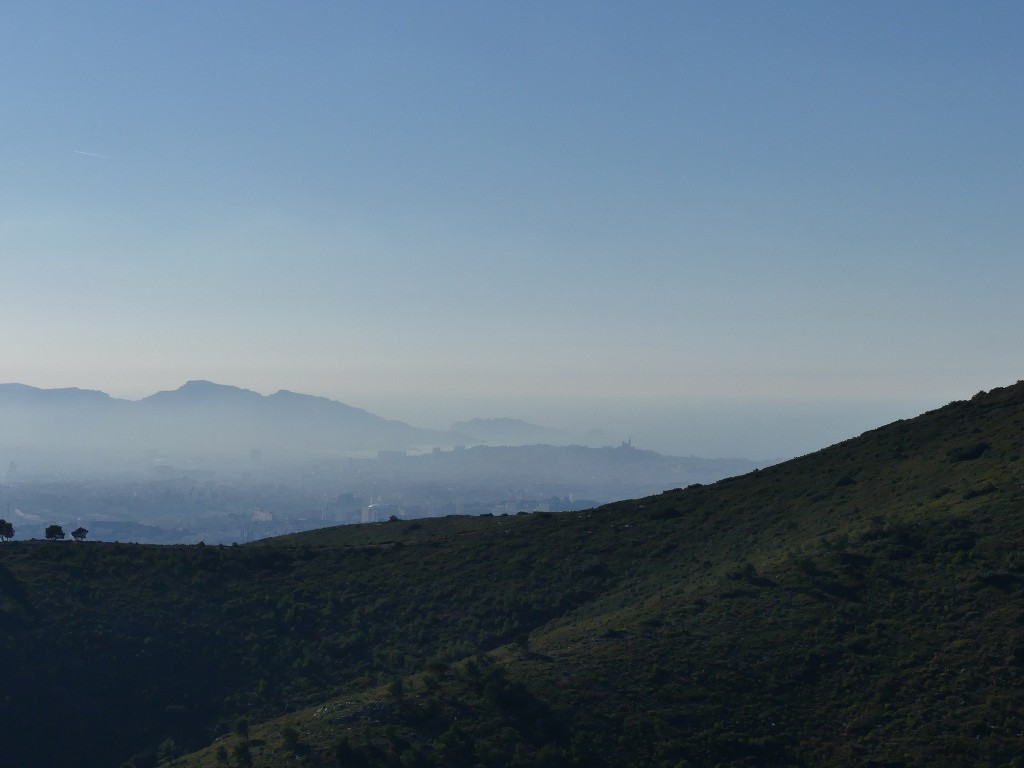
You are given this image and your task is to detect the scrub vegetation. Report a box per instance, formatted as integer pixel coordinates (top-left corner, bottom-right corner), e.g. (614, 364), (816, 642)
(2, 382), (1023, 767)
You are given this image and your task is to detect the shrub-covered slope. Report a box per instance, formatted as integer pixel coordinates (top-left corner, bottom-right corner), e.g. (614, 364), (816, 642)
(1, 382), (1023, 767)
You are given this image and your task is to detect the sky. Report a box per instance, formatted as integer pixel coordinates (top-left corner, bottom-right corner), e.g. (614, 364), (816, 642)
(2, 2), (1022, 459)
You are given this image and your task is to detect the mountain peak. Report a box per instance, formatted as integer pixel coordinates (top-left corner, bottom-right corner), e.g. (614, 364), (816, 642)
(0, 383), (114, 404)
(142, 380), (264, 406)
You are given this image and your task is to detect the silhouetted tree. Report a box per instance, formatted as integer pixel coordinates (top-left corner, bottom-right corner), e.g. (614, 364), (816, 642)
(45, 525), (65, 541)
(71, 527), (88, 542)
(0, 519), (13, 541)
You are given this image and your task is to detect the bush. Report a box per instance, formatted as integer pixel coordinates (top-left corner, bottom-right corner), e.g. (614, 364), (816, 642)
(949, 442), (990, 463)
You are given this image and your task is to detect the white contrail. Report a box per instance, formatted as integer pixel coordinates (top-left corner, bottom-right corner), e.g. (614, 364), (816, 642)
(74, 150), (111, 159)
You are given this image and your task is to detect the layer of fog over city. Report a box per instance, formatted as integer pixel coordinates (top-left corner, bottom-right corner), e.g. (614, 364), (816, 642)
(0, 379), (934, 546)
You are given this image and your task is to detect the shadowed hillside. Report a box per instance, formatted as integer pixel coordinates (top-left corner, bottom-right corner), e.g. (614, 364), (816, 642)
(1, 382), (1022, 767)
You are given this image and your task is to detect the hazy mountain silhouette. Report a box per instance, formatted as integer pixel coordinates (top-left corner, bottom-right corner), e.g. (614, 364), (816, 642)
(0, 383), (118, 406)
(0, 381), (734, 485)
(132, 380), (454, 455)
(0, 381), (465, 474)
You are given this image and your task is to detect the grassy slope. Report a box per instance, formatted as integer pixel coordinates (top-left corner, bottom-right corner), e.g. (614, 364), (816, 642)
(1, 382), (1023, 767)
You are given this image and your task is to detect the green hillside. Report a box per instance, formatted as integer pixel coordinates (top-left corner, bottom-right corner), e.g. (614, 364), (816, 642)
(1, 382), (1023, 767)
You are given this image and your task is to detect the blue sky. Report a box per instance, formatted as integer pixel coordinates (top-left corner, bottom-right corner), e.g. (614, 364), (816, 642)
(2, 2), (1022, 457)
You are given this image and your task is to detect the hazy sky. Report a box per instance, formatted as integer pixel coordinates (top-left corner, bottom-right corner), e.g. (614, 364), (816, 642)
(2, 2), (1021, 458)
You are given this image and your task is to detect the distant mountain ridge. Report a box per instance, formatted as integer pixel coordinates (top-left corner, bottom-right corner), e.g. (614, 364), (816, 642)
(0, 381), (464, 470)
(141, 379), (265, 406)
(0, 383), (117, 406)
(0, 381), (750, 484)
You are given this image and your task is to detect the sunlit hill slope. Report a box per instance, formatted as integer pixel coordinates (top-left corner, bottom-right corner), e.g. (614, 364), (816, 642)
(1, 382), (1023, 767)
